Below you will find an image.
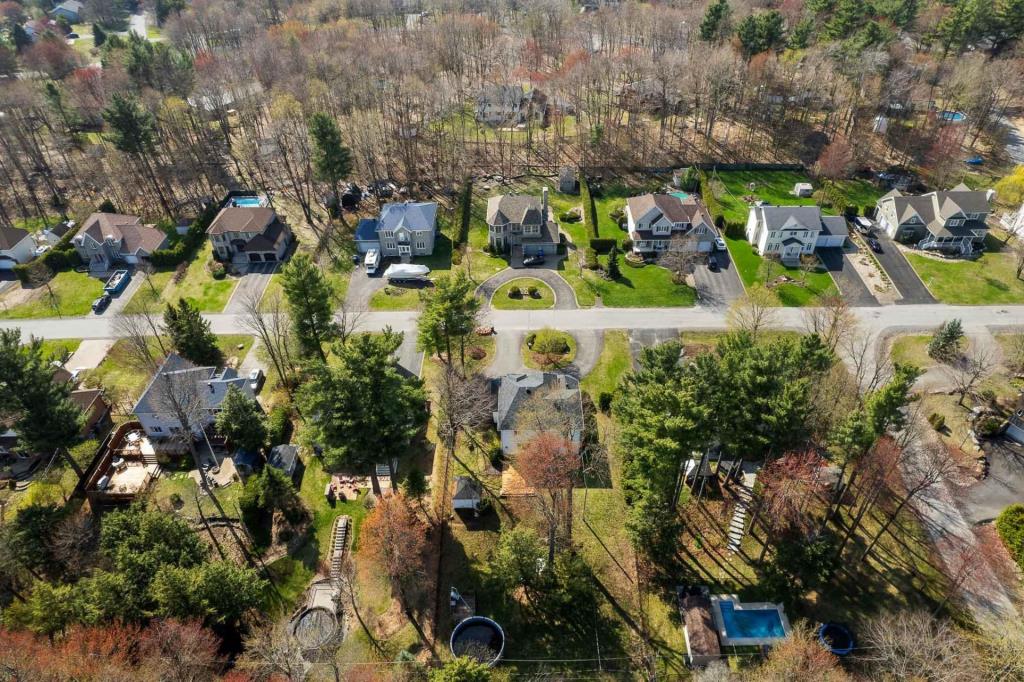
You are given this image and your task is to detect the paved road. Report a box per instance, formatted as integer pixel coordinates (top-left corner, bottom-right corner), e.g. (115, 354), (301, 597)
(872, 232), (937, 304)
(223, 263), (277, 314)
(477, 267), (577, 310)
(628, 328), (681, 368)
(817, 247), (879, 307)
(692, 250), (745, 309)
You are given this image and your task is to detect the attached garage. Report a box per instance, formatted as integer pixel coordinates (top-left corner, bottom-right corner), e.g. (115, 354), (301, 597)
(815, 216), (849, 249)
(0, 256), (17, 270)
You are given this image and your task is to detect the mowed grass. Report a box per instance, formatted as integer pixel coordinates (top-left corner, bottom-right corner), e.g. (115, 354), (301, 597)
(0, 271), (105, 319)
(369, 282), (425, 310)
(491, 277), (555, 310)
(33, 338), (83, 360)
(905, 240), (1024, 304)
(712, 170), (883, 223)
(586, 256), (696, 307)
(156, 243), (237, 312)
(580, 330), (631, 400)
(725, 236), (837, 306)
(522, 330), (577, 370)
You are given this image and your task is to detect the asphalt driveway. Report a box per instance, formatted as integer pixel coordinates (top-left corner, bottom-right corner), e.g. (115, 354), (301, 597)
(628, 328), (680, 368)
(871, 232), (936, 304)
(692, 250), (744, 308)
(223, 262), (277, 314)
(345, 266), (389, 312)
(477, 267), (577, 310)
(961, 439), (1024, 524)
(817, 247), (879, 307)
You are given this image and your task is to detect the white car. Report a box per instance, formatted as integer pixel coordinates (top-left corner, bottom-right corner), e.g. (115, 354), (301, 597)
(853, 217), (874, 234)
(364, 248), (381, 275)
(248, 368), (265, 392)
(714, 237), (727, 251)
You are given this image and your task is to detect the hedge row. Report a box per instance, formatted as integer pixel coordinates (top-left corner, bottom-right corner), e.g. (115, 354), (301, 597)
(580, 176), (599, 239)
(589, 238), (617, 254)
(453, 178), (473, 248)
(698, 170), (725, 224)
(13, 217), (83, 283)
(150, 203), (219, 267)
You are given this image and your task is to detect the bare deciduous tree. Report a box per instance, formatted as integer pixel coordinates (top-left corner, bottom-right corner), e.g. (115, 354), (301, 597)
(803, 293), (856, 353)
(238, 288), (297, 392)
(237, 618), (308, 682)
(858, 611), (975, 682)
(945, 345), (995, 406)
(726, 287), (779, 336)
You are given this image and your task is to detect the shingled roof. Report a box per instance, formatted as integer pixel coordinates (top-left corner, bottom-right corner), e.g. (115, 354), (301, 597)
(78, 213), (168, 254)
(0, 225), (30, 251)
(495, 372), (582, 433)
(206, 207), (277, 235)
(487, 195), (545, 227)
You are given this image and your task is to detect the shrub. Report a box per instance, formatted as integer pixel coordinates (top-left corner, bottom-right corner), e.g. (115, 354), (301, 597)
(451, 248), (463, 265)
(527, 285), (539, 297)
(580, 176), (599, 238)
(843, 205), (858, 217)
(266, 406), (293, 448)
(598, 392), (613, 413)
(584, 248), (599, 269)
(622, 238), (634, 251)
(996, 504), (1024, 570)
(489, 446), (504, 469)
(172, 261), (188, 284)
(508, 285), (521, 298)
(979, 389), (997, 405)
(525, 332), (537, 348)
(714, 214), (725, 229)
(863, 204), (875, 218)
(97, 199), (117, 213)
(532, 328), (569, 355)
(724, 221), (745, 239)
(559, 210), (581, 223)
(928, 413), (946, 431)
(590, 238), (616, 254)
(209, 261), (226, 280)
(454, 179), (473, 247)
(169, 493), (184, 509)
(976, 416), (1004, 438)
(609, 207), (625, 226)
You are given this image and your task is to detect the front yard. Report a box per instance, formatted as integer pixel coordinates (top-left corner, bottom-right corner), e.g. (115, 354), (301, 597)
(904, 233), (1024, 304)
(491, 277), (555, 310)
(725, 236), (837, 306)
(145, 242), (238, 312)
(0, 271), (105, 319)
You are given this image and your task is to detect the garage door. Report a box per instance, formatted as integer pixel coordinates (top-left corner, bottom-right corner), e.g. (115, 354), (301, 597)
(816, 235), (846, 248)
(0, 257), (16, 270)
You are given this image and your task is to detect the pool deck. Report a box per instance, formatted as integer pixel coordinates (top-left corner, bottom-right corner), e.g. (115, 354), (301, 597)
(710, 594), (792, 647)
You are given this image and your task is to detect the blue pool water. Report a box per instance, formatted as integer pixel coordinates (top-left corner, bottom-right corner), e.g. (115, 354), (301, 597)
(230, 196), (264, 207)
(719, 601), (786, 639)
(671, 191), (690, 199)
(940, 110), (966, 122)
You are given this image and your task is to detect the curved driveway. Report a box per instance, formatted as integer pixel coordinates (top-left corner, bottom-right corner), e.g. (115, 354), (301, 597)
(477, 267), (578, 310)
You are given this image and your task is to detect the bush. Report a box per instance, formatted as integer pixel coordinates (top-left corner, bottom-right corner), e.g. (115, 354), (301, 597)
(843, 205), (858, 217)
(976, 416), (1004, 438)
(580, 176), (599, 238)
(150, 202), (219, 267)
(559, 210), (581, 223)
(532, 328), (569, 355)
(863, 204), (875, 218)
(622, 238), (634, 251)
(609, 207), (625, 226)
(527, 285), (539, 297)
(590, 238), (616, 254)
(266, 406), (293, 448)
(169, 493), (184, 509)
(525, 332), (537, 348)
(454, 179), (472, 248)
(584, 248), (599, 269)
(928, 413), (946, 431)
(598, 392), (613, 413)
(996, 504), (1024, 571)
(508, 285), (521, 298)
(724, 222), (745, 239)
(209, 261), (226, 280)
(451, 248), (463, 265)
(489, 446), (505, 469)
(97, 199), (117, 213)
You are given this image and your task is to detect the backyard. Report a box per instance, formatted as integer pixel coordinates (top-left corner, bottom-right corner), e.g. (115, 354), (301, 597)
(0, 271), (105, 319)
(709, 170), (883, 224)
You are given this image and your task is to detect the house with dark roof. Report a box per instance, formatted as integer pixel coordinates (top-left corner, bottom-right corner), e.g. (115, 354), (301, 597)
(0, 225), (35, 270)
(354, 201), (438, 260)
(493, 372), (583, 456)
(132, 353), (255, 444)
(875, 184), (993, 254)
(625, 193), (716, 256)
(50, 1), (84, 22)
(486, 190), (561, 257)
(268, 444), (300, 478)
(72, 213), (169, 274)
(744, 205), (848, 265)
(207, 206), (292, 267)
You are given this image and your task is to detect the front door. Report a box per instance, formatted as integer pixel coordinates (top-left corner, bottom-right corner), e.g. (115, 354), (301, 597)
(398, 245), (412, 256)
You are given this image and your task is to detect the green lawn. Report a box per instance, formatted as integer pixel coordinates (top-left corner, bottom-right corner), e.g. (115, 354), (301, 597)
(725, 236), (837, 306)
(156, 243), (237, 312)
(369, 283), (425, 310)
(261, 260), (351, 307)
(711, 170), (883, 224)
(33, 338), (83, 361)
(522, 330), (577, 370)
(0, 271), (105, 319)
(586, 257), (696, 307)
(905, 243), (1024, 304)
(580, 330), (631, 400)
(491, 277), (555, 310)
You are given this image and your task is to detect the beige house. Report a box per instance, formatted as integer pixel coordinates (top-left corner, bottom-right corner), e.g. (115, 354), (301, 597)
(72, 213), (169, 274)
(207, 206), (292, 266)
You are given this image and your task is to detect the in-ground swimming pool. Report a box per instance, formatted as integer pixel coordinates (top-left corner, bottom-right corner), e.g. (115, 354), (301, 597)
(229, 196), (265, 208)
(939, 110), (966, 123)
(671, 191), (690, 200)
(711, 596), (791, 646)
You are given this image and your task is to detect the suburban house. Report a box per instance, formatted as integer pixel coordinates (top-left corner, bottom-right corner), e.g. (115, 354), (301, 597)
(132, 353), (256, 444)
(50, 1), (83, 22)
(207, 206), (293, 266)
(493, 372), (583, 456)
(72, 213), (169, 274)
(0, 225), (36, 270)
(35, 221), (73, 247)
(475, 85), (546, 126)
(875, 184), (994, 254)
(744, 205), (848, 265)
(486, 190), (561, 257)
(354, 201), (438, 260)
(625, 193), (716, 256)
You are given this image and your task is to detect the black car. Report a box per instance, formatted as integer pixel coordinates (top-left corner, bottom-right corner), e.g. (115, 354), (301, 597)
(707, 256), (719, 272)
(867, 238), (883, 254)
(91, 294), (112, 314)
(523, 255), (545, 267)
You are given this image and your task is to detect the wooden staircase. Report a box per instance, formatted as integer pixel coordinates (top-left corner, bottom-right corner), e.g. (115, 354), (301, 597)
(329, 515), (351, 582)
(726, 470), (757, 553)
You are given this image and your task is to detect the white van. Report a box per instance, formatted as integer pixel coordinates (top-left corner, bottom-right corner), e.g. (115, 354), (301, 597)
(364, 248), (381, 274)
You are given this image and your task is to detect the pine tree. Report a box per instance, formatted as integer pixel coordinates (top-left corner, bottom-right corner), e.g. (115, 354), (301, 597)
(280, 253), (338, 363)
(606, 245), (621, 280)
(163, 299), (221, 366)
(308, 113), (353, 219)
(927, 319), (964, 361)
(699, 0), (731, 42)
(416, 271), (480, 367)
(215, 386), (267, 453)
(93, 23), (107, 47)
(102, 93), (171, 216)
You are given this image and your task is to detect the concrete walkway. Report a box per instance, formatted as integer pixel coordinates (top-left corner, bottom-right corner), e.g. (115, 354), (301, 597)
(477, 267), (578, 310)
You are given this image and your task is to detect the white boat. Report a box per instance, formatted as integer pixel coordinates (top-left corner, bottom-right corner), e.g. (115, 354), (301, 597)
(384, 263), (430, 282)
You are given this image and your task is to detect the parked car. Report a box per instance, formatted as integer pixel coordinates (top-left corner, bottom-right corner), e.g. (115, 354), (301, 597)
(91, 294), (111, 314)
(867, 238), (883, 254)
(707, 256), (719, 272)
(853, 217), (874, 235)
(67, 32), (79, 39)
(714, 237), (727, 251)
(248, 369), (265, 393)
(523, 254), (545, 267)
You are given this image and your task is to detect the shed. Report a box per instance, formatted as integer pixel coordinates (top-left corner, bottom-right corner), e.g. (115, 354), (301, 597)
(679, 591), (721, 667)
(792, 182), (814, 198)
(453, 476), (482, 511)
(268, 444), (299, 478)
(558, 167), (578, 194)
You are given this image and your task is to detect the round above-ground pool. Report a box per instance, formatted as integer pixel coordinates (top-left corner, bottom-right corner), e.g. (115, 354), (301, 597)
(817, 622), (855, 656)
(291, 606), (339, 649)
(450, 616), (506, 666)
(940, 110), (966, 123)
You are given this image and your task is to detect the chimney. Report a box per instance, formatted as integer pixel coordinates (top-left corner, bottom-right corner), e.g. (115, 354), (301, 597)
(542, 187), (549, 216)
(208, 382), (214, 394)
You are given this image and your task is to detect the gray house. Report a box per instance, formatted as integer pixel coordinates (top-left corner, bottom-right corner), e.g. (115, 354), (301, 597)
(475, 85), (546, 126)
(486, 190), (560, 257)
(72, 213), (169, 274)
(493, 372), (583, 456)
(354, 201), (438, 260)
(132, 353), (255, 445)
(625, 193), (716, 256)
(875, 184), (993, 254)
(50, 0), (83, 22)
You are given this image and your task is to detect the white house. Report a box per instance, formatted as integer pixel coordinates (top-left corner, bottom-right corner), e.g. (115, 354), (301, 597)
(493, 372), (583, 456)
(875, 184), (993, 254)
(625, 193), (716, 256)
(0, 225), (37, 270)
(354, 201), (438, 260)
(132, 354), (255, 444)
(745, 205), (848, 265)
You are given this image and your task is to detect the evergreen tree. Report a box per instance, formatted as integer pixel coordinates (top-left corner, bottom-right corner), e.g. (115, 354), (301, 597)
(280, 253), (338, 363)
(416, 271), (480, 367)
(824, 0), (869, 39)
(308, 112), (353, 218)
(789, 17), (815, 48)
(297, 330), (428, 492)
(606, 245), (621, 280)
(700, 0), (731, 42)
(93, 23), (107, 47)
(214, 386), (267, 453)
(737, 10), (786, 56)
(102, 93), (172, 216)
(163, 298), (221, 366)
(997, 0), (1024, 44)
(401, 467), (428, 502)
(927, 319), (964, 361)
